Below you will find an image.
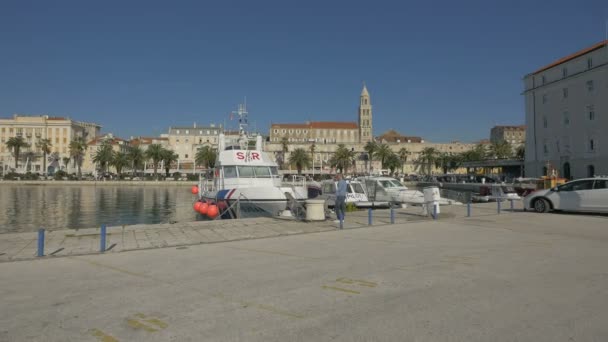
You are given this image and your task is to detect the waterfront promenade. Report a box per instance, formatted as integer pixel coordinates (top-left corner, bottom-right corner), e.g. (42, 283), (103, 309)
(2, 205), (608, 341)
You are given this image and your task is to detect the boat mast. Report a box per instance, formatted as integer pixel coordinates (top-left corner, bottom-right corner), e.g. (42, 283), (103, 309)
(231, 100), (249, 150)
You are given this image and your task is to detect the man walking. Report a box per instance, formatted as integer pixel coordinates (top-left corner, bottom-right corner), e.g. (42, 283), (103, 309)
(335, 173), (347, 223)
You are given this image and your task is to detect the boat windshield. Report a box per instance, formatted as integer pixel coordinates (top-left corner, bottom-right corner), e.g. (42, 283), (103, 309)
(254, 166), (271, 178)
(379, 180), (403, 188)
(270, 166), (278, 176)
(224, 166), (237, 178)
(349, 183), (366, 194)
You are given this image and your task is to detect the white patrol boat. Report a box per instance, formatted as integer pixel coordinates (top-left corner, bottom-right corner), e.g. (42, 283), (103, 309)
(357, 176), (454, 206)
(199, 104), (308, 218)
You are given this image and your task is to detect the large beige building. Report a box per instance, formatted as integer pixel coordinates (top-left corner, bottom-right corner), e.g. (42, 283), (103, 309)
(523, 40), (608, 179)
(269, 85), (373, 144)
(0, 114), (101, 173)
(82, 134), (130, 174)
(490, 125), (526, 146)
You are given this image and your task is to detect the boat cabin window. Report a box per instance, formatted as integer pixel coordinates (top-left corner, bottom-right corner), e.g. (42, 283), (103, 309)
(349, 183), (366, 194)
(270, 166), (278, 176)
(322, 182), (336, 194)
(223, 166), (237, 178)
(237, 166), (255, 178)
(254, 166), (271, 178)
(379, 180), (396, 188)
(390, 180), (403, 187)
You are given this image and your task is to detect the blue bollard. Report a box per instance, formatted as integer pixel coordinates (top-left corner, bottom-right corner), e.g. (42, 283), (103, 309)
(100, 224), (107, 253)
(390, 207), (395, 224)
(510, 199), (514, 211)
(467, 201), (471, 217)
(339, 218), (343, 230)
(433, 204), (438, 220)
(497, 198), (501, 214)
(37, 228), (45, 257)
(368, 208), (373, 226)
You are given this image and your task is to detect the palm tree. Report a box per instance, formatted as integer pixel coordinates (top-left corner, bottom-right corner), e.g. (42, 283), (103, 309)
(515, 145), (525, 160)
(160, 149), (178, 177)
(288, 148), (311, 175)
(416, 147), (440, 175)
(195, 146), (216, 169)
(36, 138), (52, 175)
(126, 145), (146, 177)
(363, 141), (378, 173)
(398, 147), (409, 175)
(69, 137), (87, 179)
(6, 136), (30, 170)
(375, 144), (393, 169)
(112, 151), (129, 176)
(61, 157), (70, 171)
(145, 144), (164, 179)
(22, 151), (36, 172)
(489, 141), (513, 159)
(280, 136), (289, 169)
(330, 144), (356, 174)
(93, 141), (115, 173)
(384, 153), (401, 176)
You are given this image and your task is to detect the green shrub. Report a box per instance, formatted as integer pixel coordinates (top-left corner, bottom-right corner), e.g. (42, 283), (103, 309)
(3, 172), (20, 180)
(345, 202), (357, 212)
(54, 170), (68, 180)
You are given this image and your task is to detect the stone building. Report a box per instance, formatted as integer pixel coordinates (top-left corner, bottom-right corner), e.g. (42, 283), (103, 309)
(523, 40), (608, 179)
(490, 125), (526, 147)
(0, 114), (101, 173)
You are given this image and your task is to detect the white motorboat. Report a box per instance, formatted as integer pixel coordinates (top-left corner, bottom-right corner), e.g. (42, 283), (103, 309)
(357, 176), (452, 206)
(199, 104), (308, 218)
(317, 179), (390, 208)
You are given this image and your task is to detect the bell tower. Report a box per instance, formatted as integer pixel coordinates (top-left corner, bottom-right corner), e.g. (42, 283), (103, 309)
(358, 84), (372, 143)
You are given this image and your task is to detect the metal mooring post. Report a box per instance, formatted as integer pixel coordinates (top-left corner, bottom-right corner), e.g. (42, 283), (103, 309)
(497, 198), (501, 214)
(339, 218), (343, 229)
(390, 207), (395, 224)
(100, 224), (107, 253)
(433, 204), (438, 220)
(510, 199), (514, 211)
(37, 228), (45, 257)
(368, 208), (373, 226)
(467, 201), (471, 217)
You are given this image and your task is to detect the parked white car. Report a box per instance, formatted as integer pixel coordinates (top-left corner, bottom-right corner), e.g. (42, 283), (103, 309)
(523, 177), (608, 213)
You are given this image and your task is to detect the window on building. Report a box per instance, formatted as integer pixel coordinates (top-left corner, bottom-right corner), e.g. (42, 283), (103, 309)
(541, 75), (546, 84)
(588, 165), (596, 178)
(563, 111), (570, 126)
(282, 129), (286, 133)
(586, 80), (594, 92)
(589, 139), (595, 151)
(303, 130), (307, 134)
(185, 139), (189, 143)
(274, 129), (278, 133)
(543, 140), (548, 154)
(542, 94), (547, 104)
(562, 88), (568, 98)
(588, 105), (595, 121)
(543, 115), (548, 128)
(185, 154), (188, 159)
(296, 130), (300, 134)
(562, 67), (568, 78)
(587, 58), (593, 69)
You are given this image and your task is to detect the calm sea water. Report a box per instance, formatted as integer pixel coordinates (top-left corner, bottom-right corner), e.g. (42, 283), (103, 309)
(0, 185), (203, 233)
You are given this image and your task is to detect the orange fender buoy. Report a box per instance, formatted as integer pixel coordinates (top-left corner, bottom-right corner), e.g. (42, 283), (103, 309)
(207, 204), (219, 219)
(191, 185), (199, 194)
(193, 201), (203, 212)
(198, 202), (209, 215)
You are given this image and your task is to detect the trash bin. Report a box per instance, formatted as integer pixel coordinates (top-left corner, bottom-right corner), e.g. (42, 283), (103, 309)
(305, 199), (326, 221)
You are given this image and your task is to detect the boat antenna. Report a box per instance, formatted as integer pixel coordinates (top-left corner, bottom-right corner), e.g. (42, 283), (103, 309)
(230, 101), (249, 149)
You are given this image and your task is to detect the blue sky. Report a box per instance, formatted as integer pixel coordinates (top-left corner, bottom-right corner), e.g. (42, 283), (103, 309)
(1, 0), (607, 142)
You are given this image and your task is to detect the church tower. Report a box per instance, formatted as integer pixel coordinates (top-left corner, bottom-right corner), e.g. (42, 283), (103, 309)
(358, 84), (373, 143)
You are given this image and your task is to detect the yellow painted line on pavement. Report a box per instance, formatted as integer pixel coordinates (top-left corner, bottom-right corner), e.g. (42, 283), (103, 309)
(321, 285), (360, 295)
(134, 313), (169, 329)
(90, 328), (119, 342)
(126, 318), (158, 332)
(336, 277), (377, 288)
